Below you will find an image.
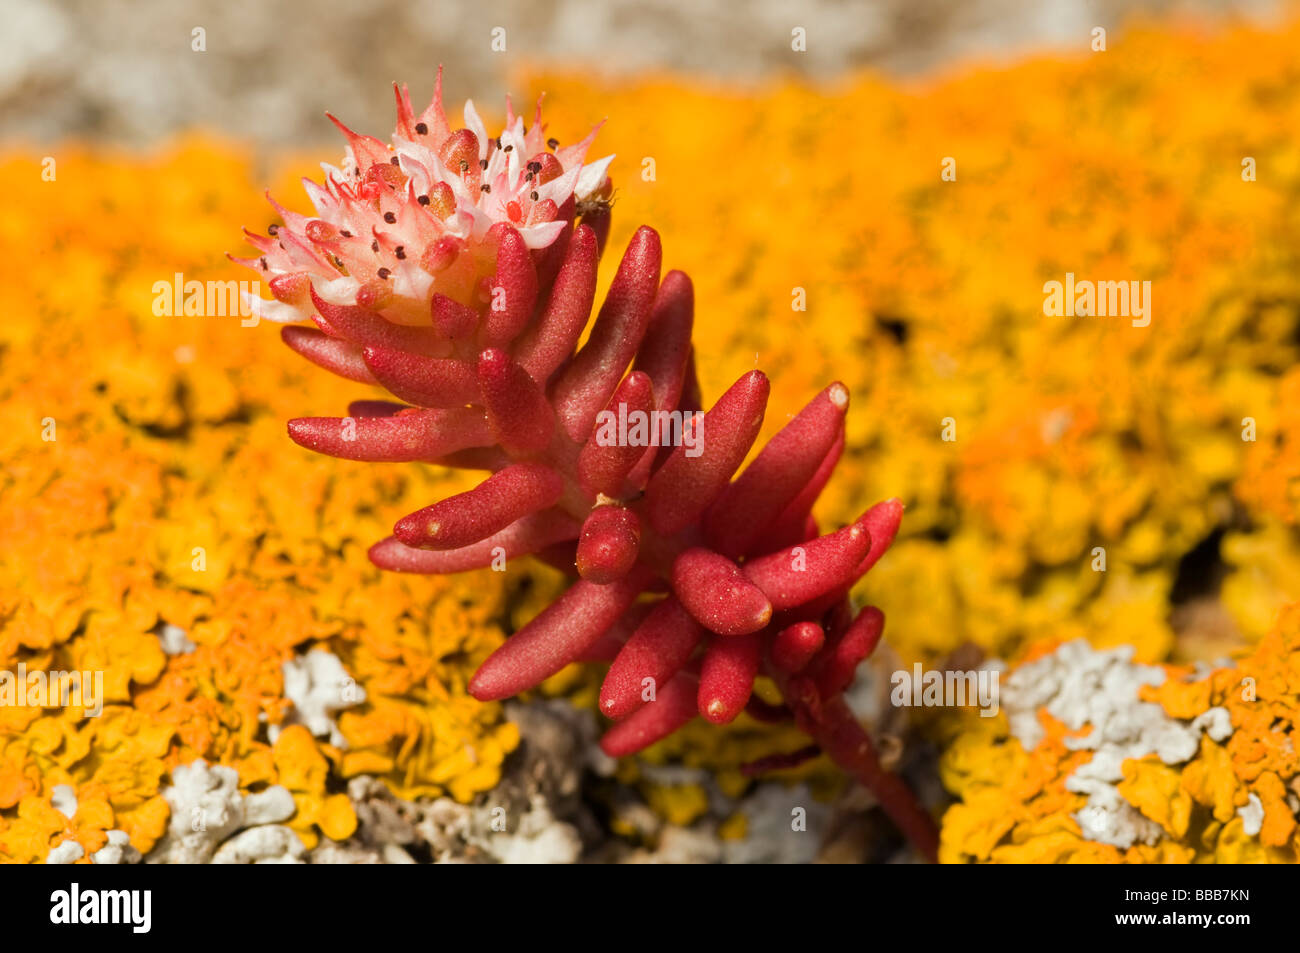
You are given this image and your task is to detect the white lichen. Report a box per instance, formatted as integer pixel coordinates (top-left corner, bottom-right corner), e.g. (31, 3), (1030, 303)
(157, 622), (196, 655)
(313, 701), (597, 864)
(91, 830), (142, 865)
(50, 783), (77, 819)
(270, 648), (366, 748)
(1238, 793), (1265, 837)
(1070, 782), (1166, 847)
(212, 825), (305, 864)
(243, 786), (297, 826)
(45, 840), (84, 864)
(1003, 640), (1234, 849)
(146, 760), (297, 864)
(626, 825), (723, 864)
(722, 783), (829, 865)
(46, 828), (141, 865)
(43, 785), (142, 864)
(481, 796), (583, 864)
(1191, 706), (1233, 743)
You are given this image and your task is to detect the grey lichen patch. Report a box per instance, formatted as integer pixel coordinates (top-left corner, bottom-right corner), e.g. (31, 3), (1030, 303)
(272, 648), (366, 748)
(1002, 640), (1235, 849)
(146, 760), (298, 864)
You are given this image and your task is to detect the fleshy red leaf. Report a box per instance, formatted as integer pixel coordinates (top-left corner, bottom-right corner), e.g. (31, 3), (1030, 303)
(393, 462), (564, 549)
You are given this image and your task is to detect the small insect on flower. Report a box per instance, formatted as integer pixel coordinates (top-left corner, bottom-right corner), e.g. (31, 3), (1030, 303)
(235, 73), (938, 861)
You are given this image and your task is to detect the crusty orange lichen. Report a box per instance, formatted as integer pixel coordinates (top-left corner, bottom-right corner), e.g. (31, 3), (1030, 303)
(1228, 366), (1300, 639)
(0, 142), (521, 861)
(939, 697), (1131, 864)
(1235, 367), (1300, 528)
(1144, 601), (1300, 853)
(942, 605), (1300, 864)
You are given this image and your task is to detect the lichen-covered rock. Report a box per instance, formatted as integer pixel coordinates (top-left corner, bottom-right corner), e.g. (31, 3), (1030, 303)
(146, 761), (297, 864)
(212, 825), (306, 864)
(941, 606), (1300, 862)
(271, 648), (366, 748)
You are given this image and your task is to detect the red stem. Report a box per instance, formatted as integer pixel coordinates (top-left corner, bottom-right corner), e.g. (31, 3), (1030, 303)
(740, 744), (820, 776)
(789, 690), (939, 863)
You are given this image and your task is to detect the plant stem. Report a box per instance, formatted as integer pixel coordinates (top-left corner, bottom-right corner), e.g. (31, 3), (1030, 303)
(793, 691), (940, 862)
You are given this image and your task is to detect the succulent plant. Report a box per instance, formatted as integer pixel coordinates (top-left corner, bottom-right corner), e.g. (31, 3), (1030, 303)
(236, 74), (938, 860)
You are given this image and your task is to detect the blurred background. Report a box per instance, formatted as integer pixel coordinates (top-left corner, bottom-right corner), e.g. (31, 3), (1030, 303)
(1, 0), (1285, 146)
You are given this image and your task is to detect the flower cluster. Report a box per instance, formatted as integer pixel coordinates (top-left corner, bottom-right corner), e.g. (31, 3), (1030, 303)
(234, 73), (613, 330)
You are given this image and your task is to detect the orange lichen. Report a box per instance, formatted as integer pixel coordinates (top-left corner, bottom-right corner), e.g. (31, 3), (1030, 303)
(0, 142), (520, 862)
(1237, 367), (1300, 526)
(945, 605), (1300, 863)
